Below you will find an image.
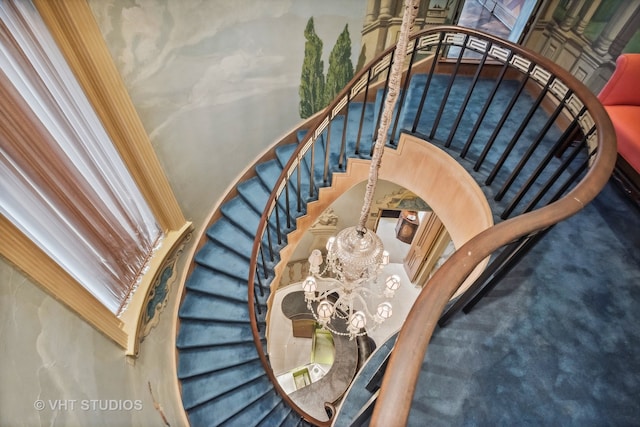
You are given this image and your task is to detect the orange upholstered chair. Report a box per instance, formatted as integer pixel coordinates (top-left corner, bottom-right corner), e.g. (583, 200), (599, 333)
(598, 53), (640, 204)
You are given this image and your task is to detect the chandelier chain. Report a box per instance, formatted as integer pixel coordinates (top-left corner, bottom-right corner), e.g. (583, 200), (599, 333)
(357, 0), (421, 233)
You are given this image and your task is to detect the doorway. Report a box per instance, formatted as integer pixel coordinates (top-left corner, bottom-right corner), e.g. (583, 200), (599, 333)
(375, 209), (428, 264)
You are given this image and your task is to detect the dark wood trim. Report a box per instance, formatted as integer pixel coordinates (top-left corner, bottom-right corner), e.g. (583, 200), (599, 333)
(611, 155), (640, 210)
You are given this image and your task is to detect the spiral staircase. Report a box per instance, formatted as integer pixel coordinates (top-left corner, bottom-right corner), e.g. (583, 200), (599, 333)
(175, 27), (616, 427)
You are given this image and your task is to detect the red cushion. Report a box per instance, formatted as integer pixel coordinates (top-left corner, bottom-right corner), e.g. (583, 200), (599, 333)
(598, 54), (640, 107)
(604, 105), (640, 172)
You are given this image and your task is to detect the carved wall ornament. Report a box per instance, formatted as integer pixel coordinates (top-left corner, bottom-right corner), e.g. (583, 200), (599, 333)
(311, 207), (339, 228)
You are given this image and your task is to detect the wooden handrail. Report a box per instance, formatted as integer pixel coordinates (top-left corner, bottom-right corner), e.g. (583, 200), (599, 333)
(244, 26), (617, 426)
(245, 26), (403, 427)
(369, 29), (617, 426)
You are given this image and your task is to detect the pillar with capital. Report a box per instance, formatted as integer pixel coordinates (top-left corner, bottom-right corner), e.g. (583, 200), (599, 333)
(535, 0), (562, 22)
(559, 0), (586, 31)
(365, 0), (380, 25)
(379, 0), (394, 20)
(593, 2), (640, 56)
(574, 0), (602, 35)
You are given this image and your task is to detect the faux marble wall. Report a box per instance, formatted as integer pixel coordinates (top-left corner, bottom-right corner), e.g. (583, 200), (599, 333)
(0, 1), (367, 426)
(0, 256), (184, 426)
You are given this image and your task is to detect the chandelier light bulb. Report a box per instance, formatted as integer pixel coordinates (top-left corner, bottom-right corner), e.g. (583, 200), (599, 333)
(349, 311), (367, 330)
(376, 301), (393, 321)
(382, 250), (390, 266)
(384, 274), (401, 298)
(308, 249), (323, 274)
(317, 300), (334, 321)
(385, 274), (400, 290)
(326, 236), (336, 251)
(302, 276), (317, 295)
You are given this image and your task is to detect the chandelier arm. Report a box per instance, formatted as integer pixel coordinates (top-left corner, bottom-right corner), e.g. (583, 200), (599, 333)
(314, 289), (335, 301)
(352, 292), (377, 319)
(345, 284), (372, 297)
(356, 0), (420, 233)
(332, 294), (349, 319)
(312, 276), (344, 289)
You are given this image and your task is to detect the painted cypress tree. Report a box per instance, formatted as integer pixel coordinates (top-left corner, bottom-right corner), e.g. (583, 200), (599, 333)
(299, 17), (325, 119)
(325, 24), (354, 106)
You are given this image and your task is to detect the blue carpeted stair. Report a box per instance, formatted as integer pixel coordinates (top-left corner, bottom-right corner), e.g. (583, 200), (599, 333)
(176, 69), (626, 426)
(176, 89), (382, 426)
(175, 74), (546, 426)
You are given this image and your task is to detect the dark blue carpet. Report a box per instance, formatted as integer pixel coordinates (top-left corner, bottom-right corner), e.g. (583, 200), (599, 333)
(406, 181), (640, 426)
(177, 66), (640, 426)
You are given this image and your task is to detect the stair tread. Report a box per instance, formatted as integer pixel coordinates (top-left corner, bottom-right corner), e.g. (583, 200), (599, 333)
(282, 408), (307, 427)
(207, 216), (256, 258)
(238, 176), (271, 216)
(221, 389), (282, 427)
(237, 191), (292, 245)
(258, 401), (293, 427)
(185, 375), (274, 427)
(181, 359), (267, 410)
(177, 341), (260, 379)
(176, 319), (256, 349)
(195, 241), (251, 280)
(257, 155), (312, 220)
(179, 291), (251, 323)
(220, 196), (263, 238)
(255, 158), (284, 189)
(185, 266), (248, 302)
(275, 142), (300, 168)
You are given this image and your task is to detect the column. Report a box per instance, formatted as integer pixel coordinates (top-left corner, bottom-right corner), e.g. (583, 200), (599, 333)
(365, 0), (380, 25)
(593, 2), (640, 56)
(574, 0), (602, 35)
(379, 0), (394, 19)
(559, 0), (586, 31)
(609, 5), (640, 57)
(541, 0), (563, 21)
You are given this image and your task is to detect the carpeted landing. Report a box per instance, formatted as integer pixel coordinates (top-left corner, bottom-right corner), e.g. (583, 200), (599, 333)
(408, 181), (640, 426)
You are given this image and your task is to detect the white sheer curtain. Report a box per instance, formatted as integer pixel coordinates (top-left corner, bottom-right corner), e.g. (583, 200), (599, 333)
(0, 1), (162, 315)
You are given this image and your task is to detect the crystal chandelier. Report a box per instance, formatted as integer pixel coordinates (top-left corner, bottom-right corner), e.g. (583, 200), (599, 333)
(301, 0), (419, 339)
(302, 228), (401, 338)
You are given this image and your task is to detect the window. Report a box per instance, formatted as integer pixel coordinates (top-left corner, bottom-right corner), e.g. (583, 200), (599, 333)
(0, 0), (189, 353)
(0, 1), (162, 315)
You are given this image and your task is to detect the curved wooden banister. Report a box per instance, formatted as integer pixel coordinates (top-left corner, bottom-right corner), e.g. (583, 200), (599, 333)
(369, 30), (617, 426)
(245, 26), (617, 426)
(371, 150), (615, 426)
(245, 27), (403, 427)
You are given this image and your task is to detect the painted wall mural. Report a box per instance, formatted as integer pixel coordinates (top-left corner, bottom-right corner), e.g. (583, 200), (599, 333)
(88, 0), (367, 229)
(526, 0), (640, 93)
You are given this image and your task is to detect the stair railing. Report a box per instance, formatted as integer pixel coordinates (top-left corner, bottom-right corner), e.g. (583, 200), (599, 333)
(247, 26), (616, 426)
